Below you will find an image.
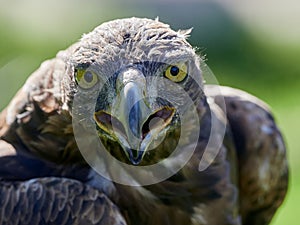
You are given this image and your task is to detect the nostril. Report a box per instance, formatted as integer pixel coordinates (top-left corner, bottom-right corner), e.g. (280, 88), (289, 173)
(142, 107), (175, 138)
(94, 111), (127, 137)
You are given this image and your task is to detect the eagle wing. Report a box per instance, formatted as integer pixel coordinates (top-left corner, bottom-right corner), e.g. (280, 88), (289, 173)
(0, 58), (127, 225)
(205, 85), (289, 225)
(0, 176), (126, 225)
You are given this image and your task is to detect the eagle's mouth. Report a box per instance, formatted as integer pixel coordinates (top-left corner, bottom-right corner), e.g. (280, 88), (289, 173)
(94, 106), (175, 165)
(91, 67), (179, 165)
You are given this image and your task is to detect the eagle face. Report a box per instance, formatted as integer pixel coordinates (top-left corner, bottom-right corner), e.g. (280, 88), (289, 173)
(64, 18), (203, 166)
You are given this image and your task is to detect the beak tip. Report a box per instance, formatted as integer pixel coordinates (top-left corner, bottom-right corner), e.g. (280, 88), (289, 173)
(127, 148), (144, 165)
(131, 160), (140, 166)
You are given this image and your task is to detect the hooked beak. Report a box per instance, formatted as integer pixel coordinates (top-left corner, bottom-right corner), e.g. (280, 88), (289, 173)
(93, 68), (175, 165)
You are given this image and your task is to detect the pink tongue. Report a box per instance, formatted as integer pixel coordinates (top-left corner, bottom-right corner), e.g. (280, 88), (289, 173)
(94, 111), (126, 137)
(141, 107), (175, 138)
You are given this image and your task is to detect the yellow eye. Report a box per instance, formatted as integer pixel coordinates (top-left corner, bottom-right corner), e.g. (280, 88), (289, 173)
(164, 63), (188, 82)
(75, 69), (98, 89)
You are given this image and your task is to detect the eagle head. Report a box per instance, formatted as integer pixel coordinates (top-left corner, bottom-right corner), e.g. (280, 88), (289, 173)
(61, 18), (203, 167)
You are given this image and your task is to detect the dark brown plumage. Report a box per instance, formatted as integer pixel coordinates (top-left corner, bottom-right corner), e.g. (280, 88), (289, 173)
(0, 17), (288, 225)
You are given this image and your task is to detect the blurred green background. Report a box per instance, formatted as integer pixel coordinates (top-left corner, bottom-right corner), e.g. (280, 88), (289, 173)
(0, 0), (299, 224)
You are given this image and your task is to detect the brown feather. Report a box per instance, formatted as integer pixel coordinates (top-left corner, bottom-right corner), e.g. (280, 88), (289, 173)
(205, 85), (289, 225)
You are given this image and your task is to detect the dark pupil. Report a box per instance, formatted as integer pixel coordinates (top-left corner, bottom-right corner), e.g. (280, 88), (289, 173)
(170, 66), (180, 76)
(84, 71), (93, 83)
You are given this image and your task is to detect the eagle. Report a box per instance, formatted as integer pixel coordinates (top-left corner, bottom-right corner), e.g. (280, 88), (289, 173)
(0, 17), (288, 225)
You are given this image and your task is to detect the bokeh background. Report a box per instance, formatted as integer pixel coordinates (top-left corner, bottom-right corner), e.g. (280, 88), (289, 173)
(0, 0), (299, 224)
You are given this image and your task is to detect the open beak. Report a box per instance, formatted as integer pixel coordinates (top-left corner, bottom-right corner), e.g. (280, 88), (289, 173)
(93, 68), (175, 165)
